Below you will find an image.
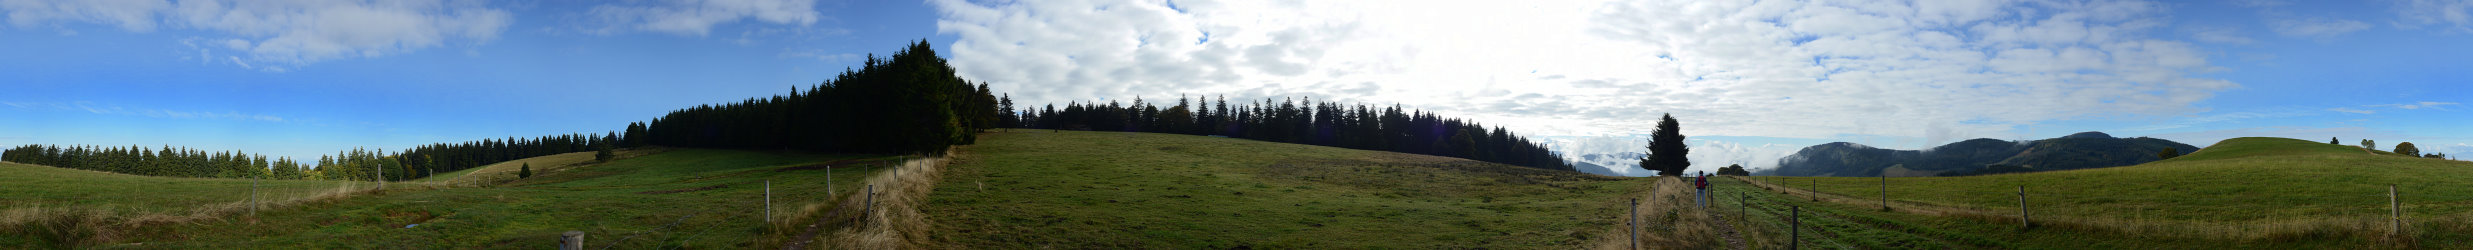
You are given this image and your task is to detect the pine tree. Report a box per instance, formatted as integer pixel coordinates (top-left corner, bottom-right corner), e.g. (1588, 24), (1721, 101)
(597, 132), (618, 162)
(1641, 113), (1691, 176)
(519, 163), (533, 178)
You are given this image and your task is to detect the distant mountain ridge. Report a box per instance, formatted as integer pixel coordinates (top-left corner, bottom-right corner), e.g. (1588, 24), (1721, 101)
(1766, 132), (2199, 177)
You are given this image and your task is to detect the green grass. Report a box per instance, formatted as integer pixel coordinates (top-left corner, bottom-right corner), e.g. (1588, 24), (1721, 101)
(1749, 137), (2473, 245)
(5, 149), (893, 248)
(924, 130), (1653, 248)
(0, 161), (360, 213)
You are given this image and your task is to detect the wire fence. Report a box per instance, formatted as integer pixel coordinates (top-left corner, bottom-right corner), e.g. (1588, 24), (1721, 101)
(1721, 174), (2453, 242)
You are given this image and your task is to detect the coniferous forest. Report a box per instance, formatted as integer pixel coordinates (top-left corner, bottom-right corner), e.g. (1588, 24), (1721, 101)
(1008, 96), (1575, 172)
(1, 40), (1577, 181)
(2, 133), (616, 182)
(641, 40), (1000, 155)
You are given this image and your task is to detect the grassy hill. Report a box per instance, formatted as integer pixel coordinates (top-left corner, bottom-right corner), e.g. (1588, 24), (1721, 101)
(3, 149), (897, 248)
(0, 161), (363, 213)
(1751, 137), (2473, 245)
(922, 130), (1655, 248)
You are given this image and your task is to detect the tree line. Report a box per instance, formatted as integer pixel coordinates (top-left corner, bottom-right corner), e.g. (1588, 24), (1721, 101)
(2, 132), (620, 182)
(1009, 96), (1574, 171)
(641, 40), (999, 155)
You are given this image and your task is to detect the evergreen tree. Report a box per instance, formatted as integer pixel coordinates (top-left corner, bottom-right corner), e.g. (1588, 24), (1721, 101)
(519, 163), (532, 178)
(1641, 113), (1691, 176)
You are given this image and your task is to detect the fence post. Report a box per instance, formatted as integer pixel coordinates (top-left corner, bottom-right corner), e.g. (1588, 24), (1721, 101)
(1629, 198), (1638, 250)
(863, 184), (876, 226)
(1791, 206), (1800, 250)
(765, 180), (773, 223)
(2391, 184), (2401, 236)
(1810, 179), (1818, 201)
(1880, 175), (1888, 210)
(249, 173), (257, 216)
(1739, 193), (1747, 222)
(559, 231), (585, 250)
(2018, 186), (2031, 229)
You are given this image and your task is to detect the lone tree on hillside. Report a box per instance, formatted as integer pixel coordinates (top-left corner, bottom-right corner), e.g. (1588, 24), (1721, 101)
(1639, 113), (1691, 176)
(2396, 142), (2420, 157)
(2157, 147), (2181, 160)
(596, 132), (618, 162)
(1717, 164), (1750, 176)
(2363, 139), (2378, 151)
(2331, 137), (2339, 144)
(519, 163), (533, 178)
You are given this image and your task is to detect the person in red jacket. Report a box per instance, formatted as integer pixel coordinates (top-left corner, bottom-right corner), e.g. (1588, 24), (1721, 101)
(1694, 172), (1709, 208)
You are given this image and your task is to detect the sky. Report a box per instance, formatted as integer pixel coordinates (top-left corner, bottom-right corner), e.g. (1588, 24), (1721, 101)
(4, 0), (2470, 174)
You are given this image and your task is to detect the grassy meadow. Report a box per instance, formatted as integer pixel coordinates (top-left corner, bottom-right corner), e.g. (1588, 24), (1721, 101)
(922, 130), (1658, 248)
(1739, 137), (2473, 246)
(3, 148), (898, 248)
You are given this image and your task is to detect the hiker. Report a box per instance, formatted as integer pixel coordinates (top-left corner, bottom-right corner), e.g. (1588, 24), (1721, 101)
(1694, 172), (1709, 208)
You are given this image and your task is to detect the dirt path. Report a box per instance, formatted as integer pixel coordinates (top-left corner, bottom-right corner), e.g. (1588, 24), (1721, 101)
(1709, 211), (1748, 250)
(783, 152), (952, 250)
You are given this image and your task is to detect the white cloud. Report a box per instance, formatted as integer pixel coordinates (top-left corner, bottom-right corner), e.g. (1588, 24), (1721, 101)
(2394, 0), (2473, 32)
(931, 0), (2236, 153)
(2368, 101), (2461, 110)
(1, 0), (512, 71)
(4, 101), (288, 122)
(2330, 107), (2377, 114)
(585, 0), (820, 36)
(2270, 17), (2371, 38)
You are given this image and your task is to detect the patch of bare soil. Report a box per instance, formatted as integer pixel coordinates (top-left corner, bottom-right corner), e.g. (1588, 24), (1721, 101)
(1710, 211), (1746, 250)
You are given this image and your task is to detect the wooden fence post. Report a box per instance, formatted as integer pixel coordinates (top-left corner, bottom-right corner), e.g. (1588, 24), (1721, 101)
(1629, 198), (1638, 250)
(248, 173), (258, 216)
(1810, 179), (1818, 201)
(863, 184), (876, 226)
(1880, 175), (1888, 210)
(559, 231), (584, 250)
(2018, 186), (2031, 229)
(2391, 184), (2401, 236)
(1791, 206), (1800, 250)
(765, 180), (773, 223)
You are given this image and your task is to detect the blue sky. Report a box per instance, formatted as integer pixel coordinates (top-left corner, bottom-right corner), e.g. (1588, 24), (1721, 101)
(3, 0), (2470, 171)
(1, 0), (954, 161)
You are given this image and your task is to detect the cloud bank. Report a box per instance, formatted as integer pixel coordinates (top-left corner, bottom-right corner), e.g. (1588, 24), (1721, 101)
(931, 0), (2238, 149)
(584, 0), (821, 36)
(3, 0), (512, 71)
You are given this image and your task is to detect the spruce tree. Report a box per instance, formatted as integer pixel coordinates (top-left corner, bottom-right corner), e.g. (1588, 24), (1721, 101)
(519, 163), (532, 178)
(1641, 113), (1691, 176)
